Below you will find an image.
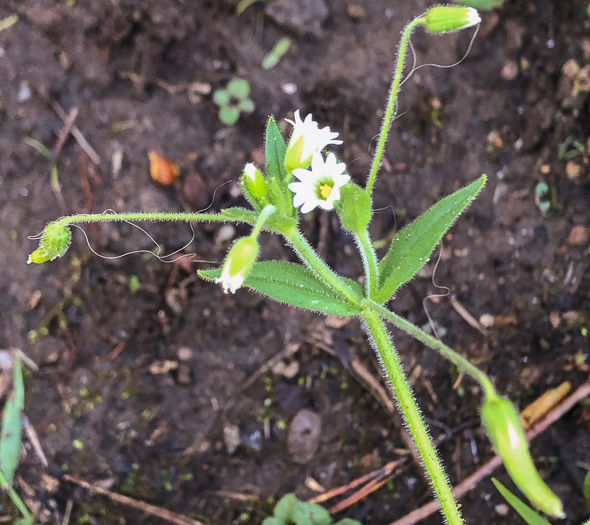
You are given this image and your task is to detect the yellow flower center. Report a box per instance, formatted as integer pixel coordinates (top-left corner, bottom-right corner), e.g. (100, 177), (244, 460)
(319, 183), (333, 200)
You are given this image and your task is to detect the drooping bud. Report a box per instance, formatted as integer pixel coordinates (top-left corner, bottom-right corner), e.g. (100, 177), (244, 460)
(481, 394), (564, 518)
(215, 236), (259, 294)
(241, 163), (269, 209)
(28, 222), (72, 264)
(423, 6), (480, 34)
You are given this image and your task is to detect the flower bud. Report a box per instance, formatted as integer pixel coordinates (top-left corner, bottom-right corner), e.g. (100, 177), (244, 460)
(284, 110), (342, 172)
(241, 163), (269, 209)
(28, 222), (72, 264)
(423, 6), (480, 34)
(215, 236), (259, 294)
(481, 395), (564, 518)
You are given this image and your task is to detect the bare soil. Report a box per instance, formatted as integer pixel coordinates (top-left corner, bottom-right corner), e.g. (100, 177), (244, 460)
(0, 1), (589, 524)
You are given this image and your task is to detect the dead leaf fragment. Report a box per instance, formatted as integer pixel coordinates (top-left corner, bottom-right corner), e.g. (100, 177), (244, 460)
(520, 381), (571, 430)
(148, 150), (179, 186)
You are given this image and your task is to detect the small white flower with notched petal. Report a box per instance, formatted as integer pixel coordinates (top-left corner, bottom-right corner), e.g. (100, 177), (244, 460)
(285, 110), (342, 171)
(288, 152), (350, 214)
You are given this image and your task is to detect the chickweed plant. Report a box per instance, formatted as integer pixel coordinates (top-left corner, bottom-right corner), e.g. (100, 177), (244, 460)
(29, 7), (564, 523)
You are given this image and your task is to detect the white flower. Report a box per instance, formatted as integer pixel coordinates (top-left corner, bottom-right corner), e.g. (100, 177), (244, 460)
(285, 110), (342, 171)
(215, 237), (259, 294)
(288, 152), (350, 214)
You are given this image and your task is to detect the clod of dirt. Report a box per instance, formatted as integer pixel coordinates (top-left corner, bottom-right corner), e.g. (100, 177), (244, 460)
(182, 172), (210, 211)
(567, 225), (589, 246)
(266, 0), (328, 37)
(287, 409), (322, 464)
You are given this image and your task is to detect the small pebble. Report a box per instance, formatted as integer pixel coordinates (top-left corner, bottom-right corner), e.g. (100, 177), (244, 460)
(565, 161), (582, 180)
(501, 60), (519, 81)
(182, 172), (209, 210)
(494, 503), (509, 516)
(287, 409), (321, 464)
(347, 3), (366, 20)
(479, 314), (495, 328)
(18, 81), (31, 102)
(223, 423), (241, 455)
(567, 225), (588, 246)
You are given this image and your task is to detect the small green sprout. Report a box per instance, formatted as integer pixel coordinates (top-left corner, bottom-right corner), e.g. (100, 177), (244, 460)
(213, 78), (255, 126)
(263, 493), (361, 525)
(262, 37), (291, 69)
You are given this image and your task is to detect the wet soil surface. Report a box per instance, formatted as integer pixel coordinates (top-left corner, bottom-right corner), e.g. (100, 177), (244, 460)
(0, 1), (589, 524)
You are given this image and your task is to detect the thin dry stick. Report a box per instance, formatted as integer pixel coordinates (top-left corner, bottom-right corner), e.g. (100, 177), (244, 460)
(48, 98), (101, 165)
(63, 474), (205, 525)
(390, 380), (590, 525)
(448, 295), (488, 337)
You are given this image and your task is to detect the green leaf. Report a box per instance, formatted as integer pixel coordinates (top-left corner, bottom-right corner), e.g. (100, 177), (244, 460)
(333, 520), (362, 525)
(336, 183), (372, 234)
(199, 261), (362, 316)
(584, 470), (590, 512)
(492, 479), (551, 525)
(452, 0), (504, 10)
(15, 518), (34, 525)
(212, 89), (230, 107)
(219, 106), (240, 126)
(376, 175), (486, 304)
(220, 207), (259, 223)
(292, 500), (331, 525)
(227, 78), (250, 98)
(273, 493), (298, 521)
(0, 357), (24, 484)
(265, 116), (288, 181)
(262, 518), (282, 525)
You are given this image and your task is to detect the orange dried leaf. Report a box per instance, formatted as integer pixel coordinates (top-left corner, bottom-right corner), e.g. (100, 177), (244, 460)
(520, 381), (571, 430)
(148, 150), (179, 186)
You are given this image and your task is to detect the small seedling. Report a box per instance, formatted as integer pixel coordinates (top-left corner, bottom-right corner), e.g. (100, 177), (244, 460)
(262, 37), (291, 69)
(263, 493), (361, 525)
(213, 78), (255, 125)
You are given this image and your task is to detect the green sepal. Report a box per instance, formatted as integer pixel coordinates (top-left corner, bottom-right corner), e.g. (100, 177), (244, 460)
(199, 261), (362, 316)
(336, 183), (372, 234)
(452, 0), (504, 11)
(492, 479), (551, 525)
(376, 175), (486, 304)
(0, 357), (24, 485)
(27, 221), (72, 264)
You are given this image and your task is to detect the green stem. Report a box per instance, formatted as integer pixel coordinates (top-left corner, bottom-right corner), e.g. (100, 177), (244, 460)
(0, 471), (32, 521)
(361, 309), (463, 525)
(55, 211), (255, 228)
(284, 227), (362, 307)
(354, 229), (379, 299)
(367, 300), (496, 397)
(366, 16), (425, 196)
(251, 205), (277, 238)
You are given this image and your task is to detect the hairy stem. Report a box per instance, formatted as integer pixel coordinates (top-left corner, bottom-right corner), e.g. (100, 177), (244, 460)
(354, 228), (379, 299)
(362, 309), (463, 525)
(54, 211), (255, 228)
(283, 227), (362, 307)
(367, 300), (496, 397)
(366, 16), (425, 196)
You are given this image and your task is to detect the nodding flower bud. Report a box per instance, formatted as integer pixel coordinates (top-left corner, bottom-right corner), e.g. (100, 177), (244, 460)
(215, 236), (259, 294)
(28, 222), (72, 264)
(241, 163), (269, 209)
(481, 394), (564, 518)
(423, 6), (481, 34)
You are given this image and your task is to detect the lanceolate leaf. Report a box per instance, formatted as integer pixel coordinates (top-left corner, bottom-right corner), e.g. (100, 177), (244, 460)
(199, 261), (362, 316)
(376, 175), (486, 304)
(265, 116), (288, 181)
(0, 357), (24, 485)
(492, 478), (551, 525)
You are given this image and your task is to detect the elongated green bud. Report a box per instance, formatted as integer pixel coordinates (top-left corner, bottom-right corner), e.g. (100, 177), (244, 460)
(28, 222), (72, 264)
(241, 163), (269, 210)
(215, 236), (259, 294)
(423, 6), (481, 34)
(481, 395), (564, 518)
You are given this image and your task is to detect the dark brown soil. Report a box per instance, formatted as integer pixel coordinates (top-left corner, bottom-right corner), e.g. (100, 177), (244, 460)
(1, 1), (589, 524)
